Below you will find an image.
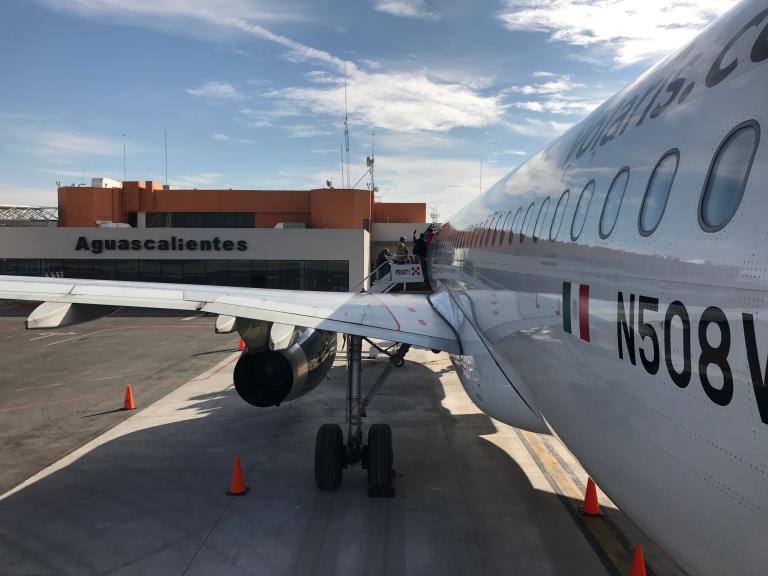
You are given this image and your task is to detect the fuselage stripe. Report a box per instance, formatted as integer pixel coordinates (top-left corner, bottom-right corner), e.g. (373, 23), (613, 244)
(579, 284), (590, 342)
(563, 282), (572, 334)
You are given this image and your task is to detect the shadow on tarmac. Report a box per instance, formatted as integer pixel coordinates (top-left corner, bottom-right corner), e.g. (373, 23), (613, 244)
(0, 357), (617, 576)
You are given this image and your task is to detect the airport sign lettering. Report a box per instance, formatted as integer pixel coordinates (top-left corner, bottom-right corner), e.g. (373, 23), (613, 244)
(75, 236), (248, 254)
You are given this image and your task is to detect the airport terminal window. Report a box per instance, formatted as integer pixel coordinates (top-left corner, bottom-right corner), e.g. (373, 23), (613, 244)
(0, 259), (349, 291)
(571, 181), (594, 241)
(549, 190), (569, 241)
(533, 197), (551, 242)
(520, 203), (535, 242)
(599, 168), (630, 239)
(509, 207), (522, 244)
(639, 150), (679, 236)
(699, 121), (760, 232)
(146, 212), (255, 228)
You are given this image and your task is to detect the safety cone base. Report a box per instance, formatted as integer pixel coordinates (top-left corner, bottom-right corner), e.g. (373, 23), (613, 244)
(578, 505), (605, 517)
(226, 486), (250, 496)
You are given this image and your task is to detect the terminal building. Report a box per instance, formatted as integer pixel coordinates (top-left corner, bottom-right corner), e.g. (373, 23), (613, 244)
(0, 179), (427, 292)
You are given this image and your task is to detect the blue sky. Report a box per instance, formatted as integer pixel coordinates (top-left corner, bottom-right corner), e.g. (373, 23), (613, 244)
(0, 0), (738, 217)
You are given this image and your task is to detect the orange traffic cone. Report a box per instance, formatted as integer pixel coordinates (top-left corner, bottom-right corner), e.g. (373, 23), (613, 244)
(122, 384), (136, 411)
(581, 477), (603, 516)
(238, 338), (245, 351)
(630, 544), (646, 576)
(227, 454), (249, 495)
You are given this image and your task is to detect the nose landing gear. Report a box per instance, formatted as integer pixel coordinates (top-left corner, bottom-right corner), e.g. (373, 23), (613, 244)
(314, 335), (408, 497)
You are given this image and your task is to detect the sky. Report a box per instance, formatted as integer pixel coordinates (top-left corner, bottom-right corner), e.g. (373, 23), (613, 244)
(0, 0), (740, 218)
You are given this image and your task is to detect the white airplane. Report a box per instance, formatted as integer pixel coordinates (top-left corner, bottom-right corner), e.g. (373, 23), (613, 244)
(2, 0), (768, 573)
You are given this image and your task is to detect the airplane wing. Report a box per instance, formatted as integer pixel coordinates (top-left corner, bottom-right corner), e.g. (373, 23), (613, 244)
(0, 275), (461, 354)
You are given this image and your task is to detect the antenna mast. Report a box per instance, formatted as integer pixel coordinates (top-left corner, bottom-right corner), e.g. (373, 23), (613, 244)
(344, 64), (350, 188)
(122, 132), (126, 181)
(164, 131), (168, 187)
(370, 131), (375, 198)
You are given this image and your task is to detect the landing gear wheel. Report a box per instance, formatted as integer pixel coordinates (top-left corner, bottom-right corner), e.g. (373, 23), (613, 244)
(315, 423), (344, 490)
(367, 423), (394, 497)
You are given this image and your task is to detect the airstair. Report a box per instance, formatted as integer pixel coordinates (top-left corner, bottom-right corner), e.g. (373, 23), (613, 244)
(357, 257), (427, 294)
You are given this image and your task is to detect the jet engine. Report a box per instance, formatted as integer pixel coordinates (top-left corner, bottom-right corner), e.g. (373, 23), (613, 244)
(233, 327), (337, 407)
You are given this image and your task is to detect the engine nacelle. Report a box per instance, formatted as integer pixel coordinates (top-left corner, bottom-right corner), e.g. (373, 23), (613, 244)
(233, 328), (337, 407)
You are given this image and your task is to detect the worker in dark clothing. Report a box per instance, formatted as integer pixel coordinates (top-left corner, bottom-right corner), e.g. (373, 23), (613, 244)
(413, 230), (428, 284)
(425, 224), (435, 250)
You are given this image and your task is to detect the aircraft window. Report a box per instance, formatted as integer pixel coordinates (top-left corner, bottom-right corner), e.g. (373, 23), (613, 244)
(520, 202), (535, 242)
(599, 167), (630, 238)
(549, 189), (570, 240)
(639, 150), (679, 236)
(533, 197), (551, 242)
(699, 121), (760, 232)
(508, 207), (522, 243)
(571, 181), (595, 240)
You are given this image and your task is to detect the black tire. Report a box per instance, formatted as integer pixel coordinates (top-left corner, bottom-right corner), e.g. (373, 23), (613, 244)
(315, 423), (344, 490)
(367, 423), (394, 497)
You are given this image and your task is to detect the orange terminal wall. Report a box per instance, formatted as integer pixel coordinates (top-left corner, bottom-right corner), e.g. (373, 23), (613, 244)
(57, 181), (426, 228)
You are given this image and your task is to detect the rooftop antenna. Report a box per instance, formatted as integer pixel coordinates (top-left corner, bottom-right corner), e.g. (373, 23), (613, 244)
(367, 131), (376, 199)
(164, 131), (168, 187)
(340, 144), (344, 188)
(344, 63), (350, 188)
(122, 132), (126, 182)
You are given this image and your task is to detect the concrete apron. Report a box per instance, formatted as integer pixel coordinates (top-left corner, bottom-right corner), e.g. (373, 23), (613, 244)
(0, 345), (682, 576)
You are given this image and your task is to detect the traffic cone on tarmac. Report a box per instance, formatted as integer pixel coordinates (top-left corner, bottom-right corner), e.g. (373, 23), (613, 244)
(227, 454), (249, 495)
(122, 384), (136, 411)
(581, 477), (603, 516)
(630, 544), (647, 576)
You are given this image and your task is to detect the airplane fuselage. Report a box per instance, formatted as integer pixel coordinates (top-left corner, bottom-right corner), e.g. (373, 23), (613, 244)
(431, 2), (768, 573)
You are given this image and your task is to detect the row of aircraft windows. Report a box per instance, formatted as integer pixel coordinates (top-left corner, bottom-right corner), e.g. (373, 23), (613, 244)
(445, 120), (760, 249)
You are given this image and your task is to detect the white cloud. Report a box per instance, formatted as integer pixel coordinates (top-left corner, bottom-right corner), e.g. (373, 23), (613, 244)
(503, 72), (606, 118)
(374, 0), (440, 21)
(274, 69), (504, 132)
(285, 124), (333, 138)
(497, 0), (739, 66)
(505, 74), (583, 95)
(513, 96), (602, 116)
(506, 117), (574, 138)
(212, 133), (231, 141)
(187, 81), (243, 101)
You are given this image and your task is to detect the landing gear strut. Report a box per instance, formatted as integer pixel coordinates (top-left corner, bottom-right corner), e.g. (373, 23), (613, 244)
(314, 335), (409, 497)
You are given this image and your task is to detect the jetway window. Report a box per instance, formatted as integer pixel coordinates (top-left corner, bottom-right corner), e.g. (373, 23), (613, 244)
(571, 181), (595, 240)
(640, 150), (679, 236)
(549, 190), (569, 240)
(533, 197), (551, 242)
(699, 121), (760, 232)
(599, 168), (630, 239)
(520, 203), (535, 242)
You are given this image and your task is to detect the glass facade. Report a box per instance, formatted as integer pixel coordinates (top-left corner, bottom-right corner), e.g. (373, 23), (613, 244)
(146, 212), (255, 228)
(0, 259), (349, 291)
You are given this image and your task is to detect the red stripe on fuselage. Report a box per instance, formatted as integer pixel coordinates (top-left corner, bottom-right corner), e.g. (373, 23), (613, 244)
(579, 284), (590, 342)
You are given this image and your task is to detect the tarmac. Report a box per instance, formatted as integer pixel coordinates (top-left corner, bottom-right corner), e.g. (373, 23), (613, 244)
(0, 308), (687, 576)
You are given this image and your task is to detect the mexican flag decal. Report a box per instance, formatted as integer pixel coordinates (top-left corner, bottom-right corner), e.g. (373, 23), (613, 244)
(562, 282), (590, 342)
